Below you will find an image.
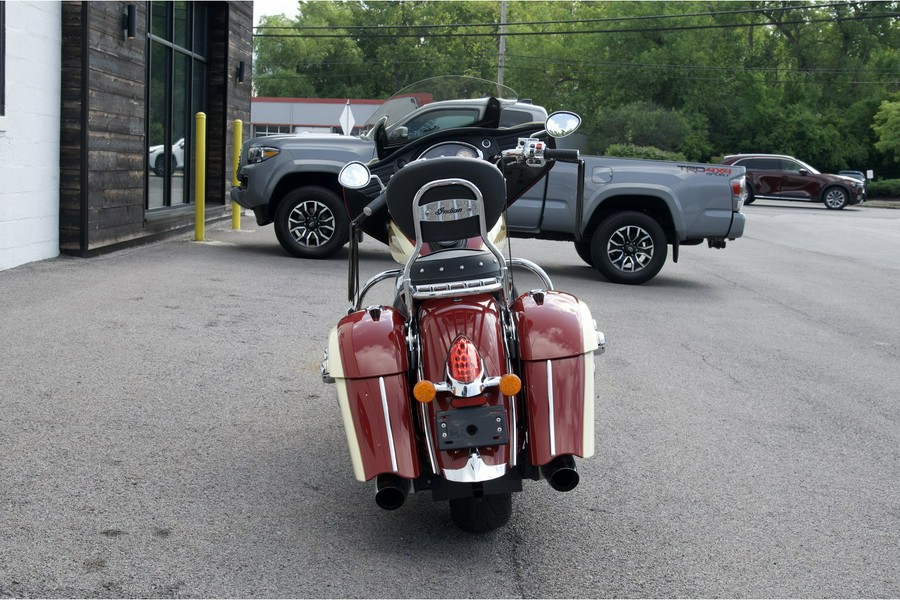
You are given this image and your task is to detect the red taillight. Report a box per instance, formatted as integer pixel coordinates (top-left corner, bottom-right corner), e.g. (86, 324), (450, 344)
(731, 177), (744, 197)
(448, 336), (482, 383)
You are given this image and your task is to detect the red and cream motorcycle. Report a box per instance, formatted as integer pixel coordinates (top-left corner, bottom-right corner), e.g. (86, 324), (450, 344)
(321, 77), (605, 532)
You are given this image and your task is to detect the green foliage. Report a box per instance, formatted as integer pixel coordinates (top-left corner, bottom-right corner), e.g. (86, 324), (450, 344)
(604, 144), (687, 162)
(873, 98), (900, 163)
(252, 0), (900, 175)
(867, 179), (900, 199)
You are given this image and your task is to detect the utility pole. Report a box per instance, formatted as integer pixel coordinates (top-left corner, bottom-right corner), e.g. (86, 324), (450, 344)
(497, 0), (507, 86)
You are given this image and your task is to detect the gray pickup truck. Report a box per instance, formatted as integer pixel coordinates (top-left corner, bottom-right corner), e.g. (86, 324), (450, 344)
(233, 95), (746, 285)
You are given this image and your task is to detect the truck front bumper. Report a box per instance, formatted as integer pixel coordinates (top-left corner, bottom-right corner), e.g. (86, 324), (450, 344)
(230, 186), (271, 227)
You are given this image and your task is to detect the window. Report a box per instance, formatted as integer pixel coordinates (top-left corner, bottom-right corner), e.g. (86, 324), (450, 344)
(252, 124), (293, 137)
(147, 1), (208, 211)
(741, 158), (781, 170)
(395, 108), (480, 141)
(500, 108), (541, 127)
(780, 159), (803, 173)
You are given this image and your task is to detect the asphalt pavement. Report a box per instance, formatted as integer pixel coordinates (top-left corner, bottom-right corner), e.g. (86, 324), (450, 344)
(2, 207), (899, 598)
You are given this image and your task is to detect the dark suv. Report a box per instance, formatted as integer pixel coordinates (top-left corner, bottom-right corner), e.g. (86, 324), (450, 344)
(721, 154), (865, 210)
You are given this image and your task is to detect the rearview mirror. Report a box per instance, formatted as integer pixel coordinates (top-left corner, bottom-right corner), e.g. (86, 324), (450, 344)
(545, 112), (581, 138)
(338, 161), (372, 189)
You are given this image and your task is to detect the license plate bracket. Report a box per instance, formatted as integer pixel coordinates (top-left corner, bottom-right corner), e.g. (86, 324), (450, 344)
(435, 406), (508, 450)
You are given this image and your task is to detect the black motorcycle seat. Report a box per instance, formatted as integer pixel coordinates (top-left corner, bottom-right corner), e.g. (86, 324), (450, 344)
(410, 248), (502, 286)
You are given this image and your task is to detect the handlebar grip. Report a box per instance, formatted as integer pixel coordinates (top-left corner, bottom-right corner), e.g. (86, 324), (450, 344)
(544, 148), (580, 161)
(362, 192), (387, 216)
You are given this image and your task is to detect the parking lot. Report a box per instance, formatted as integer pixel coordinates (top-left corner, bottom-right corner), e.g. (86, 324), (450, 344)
(1, 201), (898, 598)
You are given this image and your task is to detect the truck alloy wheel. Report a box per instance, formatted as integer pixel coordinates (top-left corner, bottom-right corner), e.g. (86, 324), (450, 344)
(823, 187), (849, 210)
(274, 186), (349, 259)
(591, 211), (667, 285)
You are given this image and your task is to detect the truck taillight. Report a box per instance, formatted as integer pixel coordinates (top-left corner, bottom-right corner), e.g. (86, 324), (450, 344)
(732, 176), (746, 211)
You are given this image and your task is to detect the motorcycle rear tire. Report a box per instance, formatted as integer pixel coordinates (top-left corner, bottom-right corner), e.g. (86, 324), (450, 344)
(449, 493), (512, 533)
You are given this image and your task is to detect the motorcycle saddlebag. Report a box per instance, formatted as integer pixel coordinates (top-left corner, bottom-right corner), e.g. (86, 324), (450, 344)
(326, 307), (421, 482)
(512, 290), (599, 466)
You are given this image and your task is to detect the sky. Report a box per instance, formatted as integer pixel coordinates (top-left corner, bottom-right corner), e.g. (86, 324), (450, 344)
(252, 0), (300, 26)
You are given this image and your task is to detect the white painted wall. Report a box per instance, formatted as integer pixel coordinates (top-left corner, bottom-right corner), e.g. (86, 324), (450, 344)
(0, 1), (62, 271)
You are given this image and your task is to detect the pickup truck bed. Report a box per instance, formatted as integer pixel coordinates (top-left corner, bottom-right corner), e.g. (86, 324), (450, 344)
(507, 157), (746, 284)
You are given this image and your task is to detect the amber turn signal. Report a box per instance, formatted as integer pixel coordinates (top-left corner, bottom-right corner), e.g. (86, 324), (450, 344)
(413, 380), (437, 403)
(499, 374), (522, 396)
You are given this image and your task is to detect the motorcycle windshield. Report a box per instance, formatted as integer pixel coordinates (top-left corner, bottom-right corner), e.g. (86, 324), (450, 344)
(359, 76), (519, 140)
(344, 76), (554, 246)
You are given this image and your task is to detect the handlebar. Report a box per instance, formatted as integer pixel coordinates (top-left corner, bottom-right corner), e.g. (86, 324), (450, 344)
(544, 148), (580, 162)
(501, 137), (580, 167)
(351, 191), (387, 227)
(363, 192), (387, 216)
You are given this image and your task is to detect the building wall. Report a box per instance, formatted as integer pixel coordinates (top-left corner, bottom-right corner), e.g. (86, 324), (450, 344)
(209, 1), (253, 200)
(251, 98), (382, 136)
(58, 1), (253, 257)
(0, 1), (62, 271)
(60, 1), (147, 254)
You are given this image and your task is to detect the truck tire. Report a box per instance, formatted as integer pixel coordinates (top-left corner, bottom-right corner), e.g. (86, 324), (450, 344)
(822, 186), (848, 210)
(591, 211), (667, 285)
(449, 493), (512, 533)
(274, 186), (349, 259)
(154, 155), (166, 177)
(574, 240), (594, 266)
(744, 183), (755, 205)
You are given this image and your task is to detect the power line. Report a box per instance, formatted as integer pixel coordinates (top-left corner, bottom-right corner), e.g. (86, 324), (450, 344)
(260, 52), (900, 76)
(253, 11), (900, 39)
(255, 59), (899, 85)
(253, 1), (874, 32)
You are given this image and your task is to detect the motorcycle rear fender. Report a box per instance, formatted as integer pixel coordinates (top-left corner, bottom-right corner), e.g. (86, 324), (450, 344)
(327, 307), (421, 482)
(513, 291), (599, 465)
(417, 295), (514, 480)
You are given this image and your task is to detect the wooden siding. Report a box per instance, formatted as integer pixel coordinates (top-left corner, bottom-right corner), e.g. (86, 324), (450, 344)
(59, 1), (253, 256)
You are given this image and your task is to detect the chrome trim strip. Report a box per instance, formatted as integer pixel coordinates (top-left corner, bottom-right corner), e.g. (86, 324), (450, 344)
(509, 388), (518, 468)
(420, 401), (438, 473)
(412, 278), (502, 299)
(442, 451), (508, 483)
(378, 376), (398, 473)
(432, 374), (503, 398)
(547, 359), (556, 457)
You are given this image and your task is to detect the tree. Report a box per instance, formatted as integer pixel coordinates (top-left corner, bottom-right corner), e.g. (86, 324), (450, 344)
(873, 97), (900, 163)
(249, 0), (900, 174)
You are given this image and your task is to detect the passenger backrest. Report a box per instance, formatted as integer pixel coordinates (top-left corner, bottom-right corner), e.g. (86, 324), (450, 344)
(386, 157), (506, 243)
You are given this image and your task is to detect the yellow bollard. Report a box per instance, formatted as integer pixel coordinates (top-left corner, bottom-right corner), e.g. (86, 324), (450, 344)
(232, 119), (242, 230)
(194, 112), (207, 241)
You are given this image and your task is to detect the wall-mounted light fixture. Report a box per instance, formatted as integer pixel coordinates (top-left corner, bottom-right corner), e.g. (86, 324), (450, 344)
(123, 4), (137, 40)
(237, 61), (246, 84)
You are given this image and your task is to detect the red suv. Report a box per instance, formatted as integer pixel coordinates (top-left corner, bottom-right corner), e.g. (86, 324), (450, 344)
(721, 154), (865, 210)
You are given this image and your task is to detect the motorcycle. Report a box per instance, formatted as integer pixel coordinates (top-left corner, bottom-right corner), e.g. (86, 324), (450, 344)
(321, 77), (605, 533)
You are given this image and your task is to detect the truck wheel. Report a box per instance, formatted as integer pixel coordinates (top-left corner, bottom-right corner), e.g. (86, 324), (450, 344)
(449, 493), (512, 533)
(823, 186), (848, 210)
(591, 211), (667, 285)
(154, 155), (166, 177)
(574, 240), (594, 266)
(274, 186), (349, 259)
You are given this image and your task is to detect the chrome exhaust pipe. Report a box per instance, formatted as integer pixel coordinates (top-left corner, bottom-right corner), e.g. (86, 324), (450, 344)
(374, 474), (410, 511)
(541, 455), (579, 492)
